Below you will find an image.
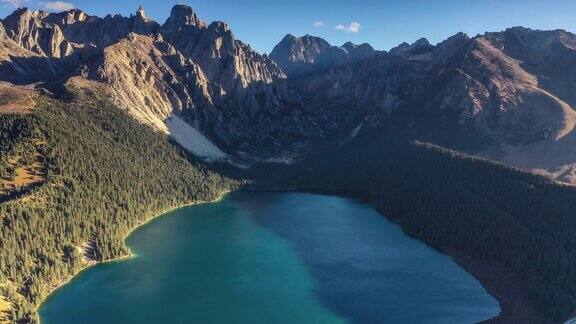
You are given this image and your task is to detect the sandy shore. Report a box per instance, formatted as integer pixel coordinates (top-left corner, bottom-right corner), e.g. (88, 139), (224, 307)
(36, 190), (231, 320)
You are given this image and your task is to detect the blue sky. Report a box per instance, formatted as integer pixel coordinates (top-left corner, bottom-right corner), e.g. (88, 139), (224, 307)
(1, 0), (575, 53)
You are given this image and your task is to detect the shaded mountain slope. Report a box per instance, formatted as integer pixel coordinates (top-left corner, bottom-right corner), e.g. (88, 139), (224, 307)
(295, 27), (576, 182)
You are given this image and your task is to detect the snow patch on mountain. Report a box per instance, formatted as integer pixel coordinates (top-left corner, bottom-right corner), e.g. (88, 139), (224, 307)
(165, 115), (229, 162)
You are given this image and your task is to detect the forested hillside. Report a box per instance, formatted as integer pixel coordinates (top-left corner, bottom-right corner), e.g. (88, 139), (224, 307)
(248, 128), (576, 322)
(0, 88), (236, 322)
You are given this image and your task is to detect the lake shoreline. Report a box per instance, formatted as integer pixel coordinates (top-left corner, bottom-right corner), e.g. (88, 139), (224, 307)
(39, 189), (502, 324)
(37, 187), (545, 323)
(264, 186), (551, 324)
(448, 250), (553, 324)
(36, 189), (231, 322)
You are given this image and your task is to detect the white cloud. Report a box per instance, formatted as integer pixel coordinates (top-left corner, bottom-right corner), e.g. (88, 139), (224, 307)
(335, 22), (362, 33)
(0, 0), (28, 7)
(43, 1), (75, 11)
(313, 21), (324, 28)
(348, 22), (362, 33)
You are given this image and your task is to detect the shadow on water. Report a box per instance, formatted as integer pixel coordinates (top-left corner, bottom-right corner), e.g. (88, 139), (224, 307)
(230, 191), (500, 324)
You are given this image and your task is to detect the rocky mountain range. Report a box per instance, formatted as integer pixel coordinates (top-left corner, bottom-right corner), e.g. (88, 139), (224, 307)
(1, 5), (576, 182)
(293, 27), (576, 182)
(0, 5), (313, 160)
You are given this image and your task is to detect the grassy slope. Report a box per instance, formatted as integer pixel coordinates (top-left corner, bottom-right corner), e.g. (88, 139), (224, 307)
(0, 87), (236, 322)
(0, 296), (9, 324)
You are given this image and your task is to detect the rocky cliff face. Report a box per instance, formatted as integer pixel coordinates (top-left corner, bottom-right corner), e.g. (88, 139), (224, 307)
(0, 6), (162, 82)
(162, 4), (206, 32)
(0, 5), (323, 159)
(1, 7), (156, 59)
(269, 34), (377, 77)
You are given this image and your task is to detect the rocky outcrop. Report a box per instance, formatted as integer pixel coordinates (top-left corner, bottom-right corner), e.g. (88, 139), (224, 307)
(162, 19), (286, 90)
(162, 4), (206, 32)
(90, 33), (203, 131)
(0, 14), (64, 83)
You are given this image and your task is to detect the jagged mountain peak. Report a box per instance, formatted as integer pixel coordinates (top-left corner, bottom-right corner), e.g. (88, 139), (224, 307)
(430, 31), (469, 63)
(342, 41), (374, 52)
(445, 32), (469, 42)
(3, 7), (36, 26)
(389, 37), (433, 56)
(270, 34), (376, 77)
(162, 4), (206, 32)
(281, 33), (296, 41)
(3, 6), (94, 28)
(342, 41), (356, 49)
(413, 37), (431, 46)
(269, 34), (336, 76)
(275, 34), (331, 49)
(492, 27), (576, 51)
(4, 7), (32, 18)
(388, 42), (410, 55)
(301, 34), (327, 40)
(207, 20), (231, 33)
(136, 5), (147, 19)
(44, 8), (92, 24)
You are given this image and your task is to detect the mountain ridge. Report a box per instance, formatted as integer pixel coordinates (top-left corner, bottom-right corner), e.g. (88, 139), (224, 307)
(0, 6), (316, 160)
(287, 26), (576, 183)
(269, 33), (378, 77)
(1, 6), (576, 183)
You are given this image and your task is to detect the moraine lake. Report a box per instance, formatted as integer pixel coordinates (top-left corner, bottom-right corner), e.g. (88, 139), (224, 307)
(39, 191), (500, 323)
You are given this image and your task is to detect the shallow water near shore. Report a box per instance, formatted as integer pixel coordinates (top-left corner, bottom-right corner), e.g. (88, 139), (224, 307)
(39, 191), (499, 323)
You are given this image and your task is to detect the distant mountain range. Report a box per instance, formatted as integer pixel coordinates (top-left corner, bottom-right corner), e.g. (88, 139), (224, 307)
(1, 5), (576, 183)
(269, 34), (377, 77)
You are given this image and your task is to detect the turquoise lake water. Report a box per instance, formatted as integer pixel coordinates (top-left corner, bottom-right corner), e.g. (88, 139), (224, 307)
(39, 191), (500, 323)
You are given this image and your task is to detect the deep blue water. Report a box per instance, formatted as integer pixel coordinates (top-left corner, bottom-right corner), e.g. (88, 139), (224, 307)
(40, 191), (500, 323)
